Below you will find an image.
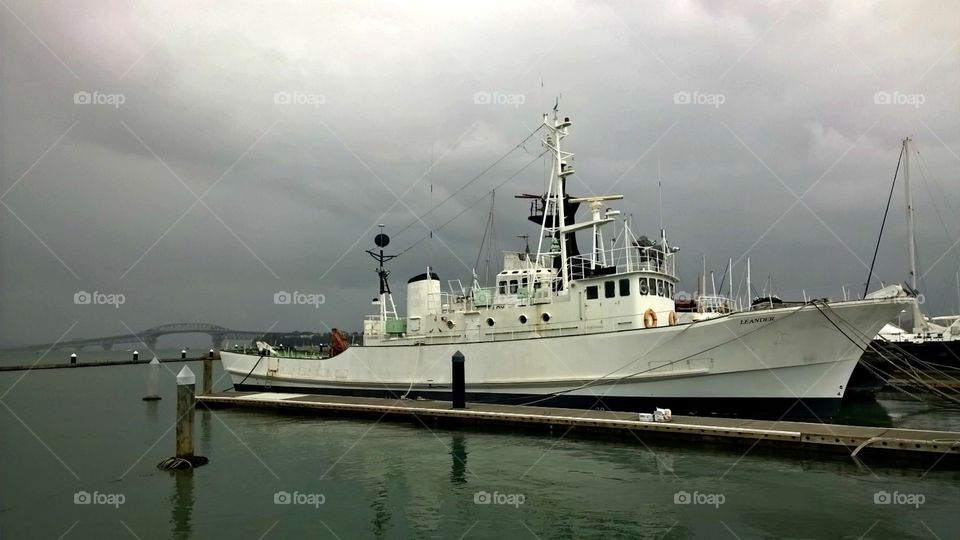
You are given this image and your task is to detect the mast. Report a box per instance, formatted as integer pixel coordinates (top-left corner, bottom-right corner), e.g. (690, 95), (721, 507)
(903, 137), (925, 333)
(746, 258), (752, 306)
(366, 225), (399, 322)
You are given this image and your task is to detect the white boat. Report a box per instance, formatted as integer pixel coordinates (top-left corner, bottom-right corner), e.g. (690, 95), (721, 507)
(222, 110), (913, 419)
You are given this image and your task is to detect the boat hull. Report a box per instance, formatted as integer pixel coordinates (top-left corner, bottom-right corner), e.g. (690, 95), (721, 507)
(221, 299), (910, 419)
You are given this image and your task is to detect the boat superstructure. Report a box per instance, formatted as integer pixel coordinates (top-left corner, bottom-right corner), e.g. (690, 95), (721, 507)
(221, 110), (914, 419)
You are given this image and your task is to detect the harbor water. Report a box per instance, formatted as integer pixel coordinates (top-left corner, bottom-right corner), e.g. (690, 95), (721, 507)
(1, 354), (958, 539)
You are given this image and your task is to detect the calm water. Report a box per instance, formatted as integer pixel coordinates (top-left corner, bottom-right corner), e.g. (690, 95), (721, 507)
(1, 357), (958, 539)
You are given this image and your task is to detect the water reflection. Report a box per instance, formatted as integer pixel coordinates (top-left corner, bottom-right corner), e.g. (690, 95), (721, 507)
(450, 434), (468, 484)
(169, 471), (194, 540)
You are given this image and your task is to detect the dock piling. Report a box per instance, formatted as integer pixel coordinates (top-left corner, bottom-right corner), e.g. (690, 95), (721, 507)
(157, 365), (208, 470)
(452, 351), (465, 409)
(202, 351), (213, 395)
(143, 357), (161, 401)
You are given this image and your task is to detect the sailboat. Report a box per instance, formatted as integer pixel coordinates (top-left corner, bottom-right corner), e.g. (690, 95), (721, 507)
(853, 138), (960, 387)
(220, 109), (913, 419)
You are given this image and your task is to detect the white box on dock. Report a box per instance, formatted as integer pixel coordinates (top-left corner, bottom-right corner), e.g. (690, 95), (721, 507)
(654, 408), (672, 422)
(638, 413), (654, 422)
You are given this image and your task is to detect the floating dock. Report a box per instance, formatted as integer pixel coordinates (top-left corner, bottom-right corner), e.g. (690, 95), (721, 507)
(198, 392), (960, 468)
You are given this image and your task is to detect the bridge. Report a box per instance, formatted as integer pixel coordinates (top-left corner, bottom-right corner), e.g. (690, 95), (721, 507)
(1, 323), (275, 353)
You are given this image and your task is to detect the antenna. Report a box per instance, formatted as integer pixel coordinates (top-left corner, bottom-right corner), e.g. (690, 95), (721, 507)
(657, 152), (664, 232)
(367, 224), (400, 321)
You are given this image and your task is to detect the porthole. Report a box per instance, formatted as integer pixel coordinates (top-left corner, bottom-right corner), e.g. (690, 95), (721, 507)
(519, 314), (528, 325)
(486, 317), (495, 327)
(541, 313), (551, 323)
(446, 320), (455, 329)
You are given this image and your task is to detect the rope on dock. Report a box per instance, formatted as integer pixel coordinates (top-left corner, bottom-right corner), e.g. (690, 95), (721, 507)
(157, 456), (209, 471)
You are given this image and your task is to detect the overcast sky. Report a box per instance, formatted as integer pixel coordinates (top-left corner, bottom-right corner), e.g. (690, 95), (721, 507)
(1, 0), (958, 347)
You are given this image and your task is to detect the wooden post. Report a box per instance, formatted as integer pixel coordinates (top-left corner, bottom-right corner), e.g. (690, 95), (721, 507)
(176, 366), (196, 459)
(70, 353), (77, 365)
(202, 351), (213, 396)
(452, 351), (465, 409)
(143, 357), (162, 401)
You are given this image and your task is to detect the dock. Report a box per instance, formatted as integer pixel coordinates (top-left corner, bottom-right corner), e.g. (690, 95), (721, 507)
(198, 392), (960, 468)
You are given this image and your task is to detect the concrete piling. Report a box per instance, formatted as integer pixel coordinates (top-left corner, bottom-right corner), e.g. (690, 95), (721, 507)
(202, 351), (213, 396)
(157, 366), (208, 470)
(143, 357), (161, 401)
(176, 366), (195, 458)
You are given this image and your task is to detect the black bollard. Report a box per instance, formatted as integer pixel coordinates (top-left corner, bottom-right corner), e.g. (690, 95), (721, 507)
(133, 350), (139, 362)
(181, 349), (187, 360)
(70, 353), (77, 365)
(452, 351), (465, 409)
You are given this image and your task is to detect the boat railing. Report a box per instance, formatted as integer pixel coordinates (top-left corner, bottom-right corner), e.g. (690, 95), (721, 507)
(568, 246), (676, 278)
(696, 295), (738, 314)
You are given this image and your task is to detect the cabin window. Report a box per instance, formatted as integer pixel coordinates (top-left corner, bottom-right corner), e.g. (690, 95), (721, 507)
(533, 281), (542, 290)
(509, 280), (518, 294)
(638, 278), (649, 295)
(518, 314), (528, 324)
(668, 284), (674, 298)
(498, 281), (506, 294)
(604, 281), (616, 298)
(619, 279), (630, 296)
(486, 317), (495, 327)
(586, 286), (598, 300)
(657, 280), (665, 297)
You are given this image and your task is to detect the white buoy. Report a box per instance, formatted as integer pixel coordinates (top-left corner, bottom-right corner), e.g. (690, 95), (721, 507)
(143, 357), (161, 401)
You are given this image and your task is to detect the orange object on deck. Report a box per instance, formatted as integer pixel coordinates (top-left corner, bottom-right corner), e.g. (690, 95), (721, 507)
(330, 328), (349, 357)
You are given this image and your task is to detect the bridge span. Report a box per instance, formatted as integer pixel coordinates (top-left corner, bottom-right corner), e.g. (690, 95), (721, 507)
(1, 323), (275, 352)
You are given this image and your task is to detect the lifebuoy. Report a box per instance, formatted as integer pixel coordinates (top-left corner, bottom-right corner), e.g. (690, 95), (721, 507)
(668, 311), (678, 326)
(643, 309), (658, 328)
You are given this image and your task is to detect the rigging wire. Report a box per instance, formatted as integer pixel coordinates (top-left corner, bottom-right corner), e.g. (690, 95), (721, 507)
(399, 150), (549, 255)
(393, 124), (546, 238)
(863, 144), (904, 297)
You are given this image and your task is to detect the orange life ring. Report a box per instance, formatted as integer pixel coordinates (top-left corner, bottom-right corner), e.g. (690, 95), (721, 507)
(643, 309), (658, 328)
(668, 311), (678, 326)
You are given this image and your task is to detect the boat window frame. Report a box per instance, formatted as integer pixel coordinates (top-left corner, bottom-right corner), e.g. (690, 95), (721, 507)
(586, 285), (599, 300)
(604, 281), (616, 299)
(619, 278), (630, 297)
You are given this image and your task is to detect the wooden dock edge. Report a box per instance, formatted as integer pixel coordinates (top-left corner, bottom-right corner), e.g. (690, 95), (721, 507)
(197, 393), (960, 469)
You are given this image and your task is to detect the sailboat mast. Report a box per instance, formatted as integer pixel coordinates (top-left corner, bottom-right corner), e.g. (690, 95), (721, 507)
(904, 137), (919, 292)
(903, 137), (925, 333)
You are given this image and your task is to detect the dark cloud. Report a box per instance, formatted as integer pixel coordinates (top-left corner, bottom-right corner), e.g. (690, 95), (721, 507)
(1, 0), (958, 346)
